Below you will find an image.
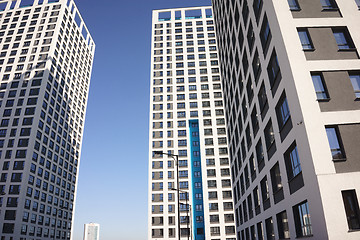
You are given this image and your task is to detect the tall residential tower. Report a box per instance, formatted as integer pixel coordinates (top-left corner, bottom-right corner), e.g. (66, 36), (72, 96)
(0, 0), (95, 239)
(83, 223), (99, 240)
(212, 0), (360, 239)
(148, 6), (236, 240)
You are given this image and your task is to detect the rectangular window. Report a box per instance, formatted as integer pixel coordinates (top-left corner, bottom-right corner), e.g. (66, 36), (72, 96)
(349, 74), (360, 98)
(288, 0), (300, 10)
(342, 190), (360, 230)
(265, 217), (275, 240)
(325, 126), (345, 160)
(277, 211), (290, 239)
(284, 143), (302, 179)
(311, 73), (328, 100)
(333, 29), (354, 50)
(276, 94), (291, 129)
(298, 29), (313, 50)
(270, 163), (282, 193)
(260, 15), (271, 53)
(293, 201), (312, 237)
(267, 51), (280, 87)
(321, 0), (338, 9)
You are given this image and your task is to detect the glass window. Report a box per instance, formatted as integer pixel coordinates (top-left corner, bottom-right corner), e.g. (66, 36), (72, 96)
(267, 51), (280, 86)
(349, 74), (360, 98)
(356, 0), (360, 8)
(333, 29), (353, 49)
(277, 211), (290, 239)
(265, 217), (275, 240)
(285, 143), (302, 179)
(298, 30), (313, 50)
(270, 163), (282, 192)
(260, 15), (271, 52)
(293, 201), (312, 237)
(276, 94), (290, 128)
(288, 0), (300, 10)
(342, 190), (360, 230)
(325, 127), (345, 160)
(311, 74), (328, 100)
(321, 0), (337, 9)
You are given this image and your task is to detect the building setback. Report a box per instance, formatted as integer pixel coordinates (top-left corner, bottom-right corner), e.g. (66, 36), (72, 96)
(0, 0), (95, 239)
(148, 6), (237, 240)
(212, 0), (360, 239)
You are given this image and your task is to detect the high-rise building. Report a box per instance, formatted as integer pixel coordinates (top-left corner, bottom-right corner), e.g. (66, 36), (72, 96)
(212, 0), (360, 239)
(148, 6), (236, 240)
(0, 0), (95, 239)
(83, 223), (99, 240)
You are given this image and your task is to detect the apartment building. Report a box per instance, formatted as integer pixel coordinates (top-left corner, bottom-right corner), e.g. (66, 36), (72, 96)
(212, 0), (360, 239)
(0, 0), (95, 239)
(148, 6), (236, 240)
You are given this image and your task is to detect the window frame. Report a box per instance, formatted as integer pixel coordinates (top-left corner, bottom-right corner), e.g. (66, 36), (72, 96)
(332, 28), (355, 50)
(342, 190), (360, 230)
(325, 126), (346, 161)
(288, 0), (301, 10)
(311, 73), (329, 101)
(349, 73), (360, 99)
(293, 201), (312, 237)
(297, 29), (314, 51)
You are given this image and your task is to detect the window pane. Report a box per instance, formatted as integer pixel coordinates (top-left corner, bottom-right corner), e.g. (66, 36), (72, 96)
(321, 0), (337, 9)
(325, 127), (344, 160)
(298, 30), (313, 50)
(311, 74), (328, 100)
(333, 31), (350, 49)
(342, 190), (360, 230)
(350, 74), (360, 98)
(288, 0), (300, 10)
(289, 146), (301, 178)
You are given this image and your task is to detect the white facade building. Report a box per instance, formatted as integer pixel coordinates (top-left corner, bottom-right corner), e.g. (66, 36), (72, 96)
(83, 223), (99, 240)
(148, 6), (236, 240)
(212, 0), (360, 239)
(0, 0), (95, 239)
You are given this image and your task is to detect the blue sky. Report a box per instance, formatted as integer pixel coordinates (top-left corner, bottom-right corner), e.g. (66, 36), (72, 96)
(72, 0), (211, 239)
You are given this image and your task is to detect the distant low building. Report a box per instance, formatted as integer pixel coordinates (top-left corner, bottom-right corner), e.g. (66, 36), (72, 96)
(83, 223), (100, 240)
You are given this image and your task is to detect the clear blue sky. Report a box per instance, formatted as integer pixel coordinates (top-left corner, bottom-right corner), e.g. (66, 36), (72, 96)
(72, 0), (211, 239)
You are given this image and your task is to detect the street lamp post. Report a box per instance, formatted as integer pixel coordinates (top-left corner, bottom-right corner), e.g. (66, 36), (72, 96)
(154, 151), (180, 240)
(173, 188), (191, 240)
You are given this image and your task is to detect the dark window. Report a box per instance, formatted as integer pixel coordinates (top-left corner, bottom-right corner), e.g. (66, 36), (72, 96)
(325, 126), (345, 160)
(270, 163), (282, 193)
(284, 143), (302, 180)
(293, 201), (312, 237)
(267, 51), (281, 87)
(276, 93), (291, 129)
(265, 217), (275, 240)
(277, 211), (290, 239)
(264, 120), (275, 150)
(342, 190), (360, 230)
(298, 29), (313, 50)
(253, 0), (263, 20)
(311, 73), (329, 100)
(260, 15), (271, 53)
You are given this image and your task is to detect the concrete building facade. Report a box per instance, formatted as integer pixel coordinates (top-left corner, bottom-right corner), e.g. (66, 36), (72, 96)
(0, 0), (95, 239)
(148, 6), (236, 240)
(211, 0), (360, 239)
